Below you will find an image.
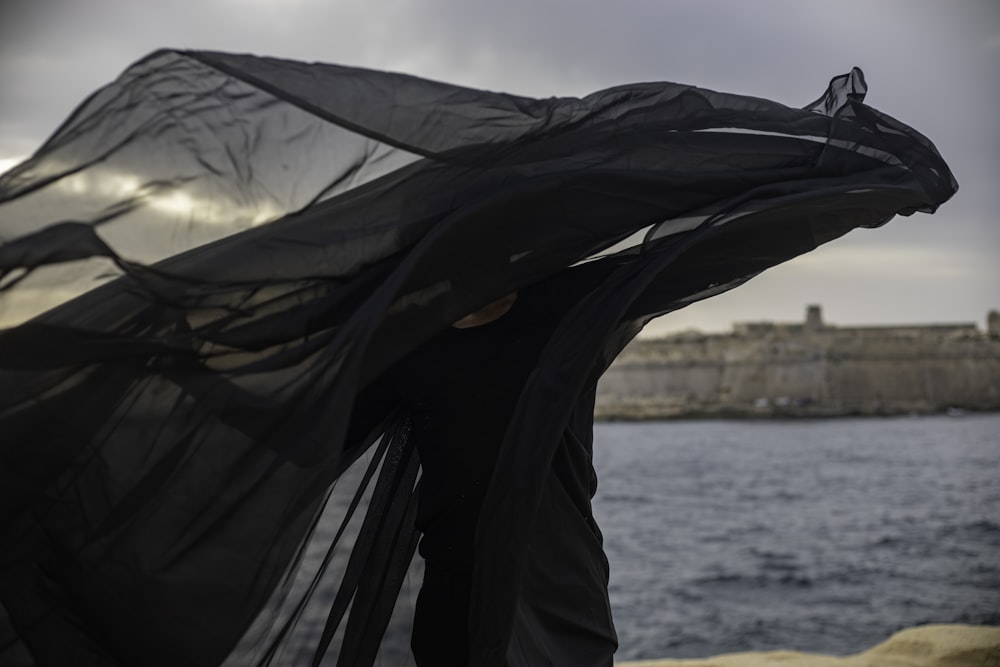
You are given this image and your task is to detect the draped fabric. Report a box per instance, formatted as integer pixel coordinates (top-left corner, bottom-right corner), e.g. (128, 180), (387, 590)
(0, 50), (956, 667)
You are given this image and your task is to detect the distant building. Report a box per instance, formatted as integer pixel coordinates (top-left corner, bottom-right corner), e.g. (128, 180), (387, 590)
(596, 306), (1000, 419)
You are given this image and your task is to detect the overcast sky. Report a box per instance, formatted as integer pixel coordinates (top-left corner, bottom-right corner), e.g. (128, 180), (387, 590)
(1, 0), (997, 334)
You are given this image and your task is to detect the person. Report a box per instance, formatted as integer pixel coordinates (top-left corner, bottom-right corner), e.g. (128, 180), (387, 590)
(352, 277), (611, 665)
(0, 50), (956, 667)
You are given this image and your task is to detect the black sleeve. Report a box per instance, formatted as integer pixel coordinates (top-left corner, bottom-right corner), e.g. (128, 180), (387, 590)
(344, 368), (403, 451)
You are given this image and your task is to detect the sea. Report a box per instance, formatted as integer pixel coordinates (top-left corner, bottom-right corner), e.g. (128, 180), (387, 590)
(283, 413), (1000, 665)
(592, 413), (1000, 660)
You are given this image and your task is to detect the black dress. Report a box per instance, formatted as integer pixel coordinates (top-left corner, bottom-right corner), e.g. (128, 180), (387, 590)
(0, 50), (956, 667)
(354, 270), (619, 665)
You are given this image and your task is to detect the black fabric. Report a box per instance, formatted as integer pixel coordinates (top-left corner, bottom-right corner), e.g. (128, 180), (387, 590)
(411, 565), (472, 666)
(363, 269), (618, 666)
(0, 50), (955, 667)
(361, 269), (605, 574)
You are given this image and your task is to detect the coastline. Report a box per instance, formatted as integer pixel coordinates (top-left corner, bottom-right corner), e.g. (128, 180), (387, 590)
(596, 307), (1000, 421)
(616, 625), (1000, 667)
(593, 406), (1000, 421)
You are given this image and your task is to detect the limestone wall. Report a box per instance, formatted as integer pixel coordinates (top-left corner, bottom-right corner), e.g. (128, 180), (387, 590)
(596, 310), (1000, 419)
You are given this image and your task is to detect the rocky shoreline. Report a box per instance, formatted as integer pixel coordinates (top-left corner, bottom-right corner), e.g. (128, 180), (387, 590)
(594, 401), (994, 421)
(617, 625), (1000, 667)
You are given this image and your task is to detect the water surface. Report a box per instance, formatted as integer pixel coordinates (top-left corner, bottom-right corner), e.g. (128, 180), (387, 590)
(592, 414), (1000, 660)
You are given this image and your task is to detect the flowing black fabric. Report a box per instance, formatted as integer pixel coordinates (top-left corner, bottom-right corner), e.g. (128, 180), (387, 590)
(0, 50), (955, 667)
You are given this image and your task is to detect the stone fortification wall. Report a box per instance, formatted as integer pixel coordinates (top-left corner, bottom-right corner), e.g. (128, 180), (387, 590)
(596, 309), (1000, 419)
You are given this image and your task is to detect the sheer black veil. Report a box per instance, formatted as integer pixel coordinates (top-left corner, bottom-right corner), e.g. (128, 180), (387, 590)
(0, 51), (955, 666)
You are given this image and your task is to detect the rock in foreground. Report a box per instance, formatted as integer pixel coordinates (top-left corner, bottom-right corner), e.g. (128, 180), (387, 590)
(617, 625), (1000, 667)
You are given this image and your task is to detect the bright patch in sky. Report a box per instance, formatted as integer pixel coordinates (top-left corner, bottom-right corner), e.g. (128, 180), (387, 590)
(0, 157), (25, 176)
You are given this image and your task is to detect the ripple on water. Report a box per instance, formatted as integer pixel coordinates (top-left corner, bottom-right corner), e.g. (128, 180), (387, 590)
(592, 414), (1000, 660)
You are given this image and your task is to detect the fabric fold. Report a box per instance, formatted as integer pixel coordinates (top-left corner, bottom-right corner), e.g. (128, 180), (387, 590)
(0, 50), (955, 667)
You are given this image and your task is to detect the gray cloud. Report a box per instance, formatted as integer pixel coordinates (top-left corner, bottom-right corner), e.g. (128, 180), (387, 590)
(1, 0), (997, 330)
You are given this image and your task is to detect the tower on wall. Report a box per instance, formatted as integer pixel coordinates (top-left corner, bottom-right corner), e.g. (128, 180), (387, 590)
(989, 310), (1000, 337)
(805, 304), (824, 332)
